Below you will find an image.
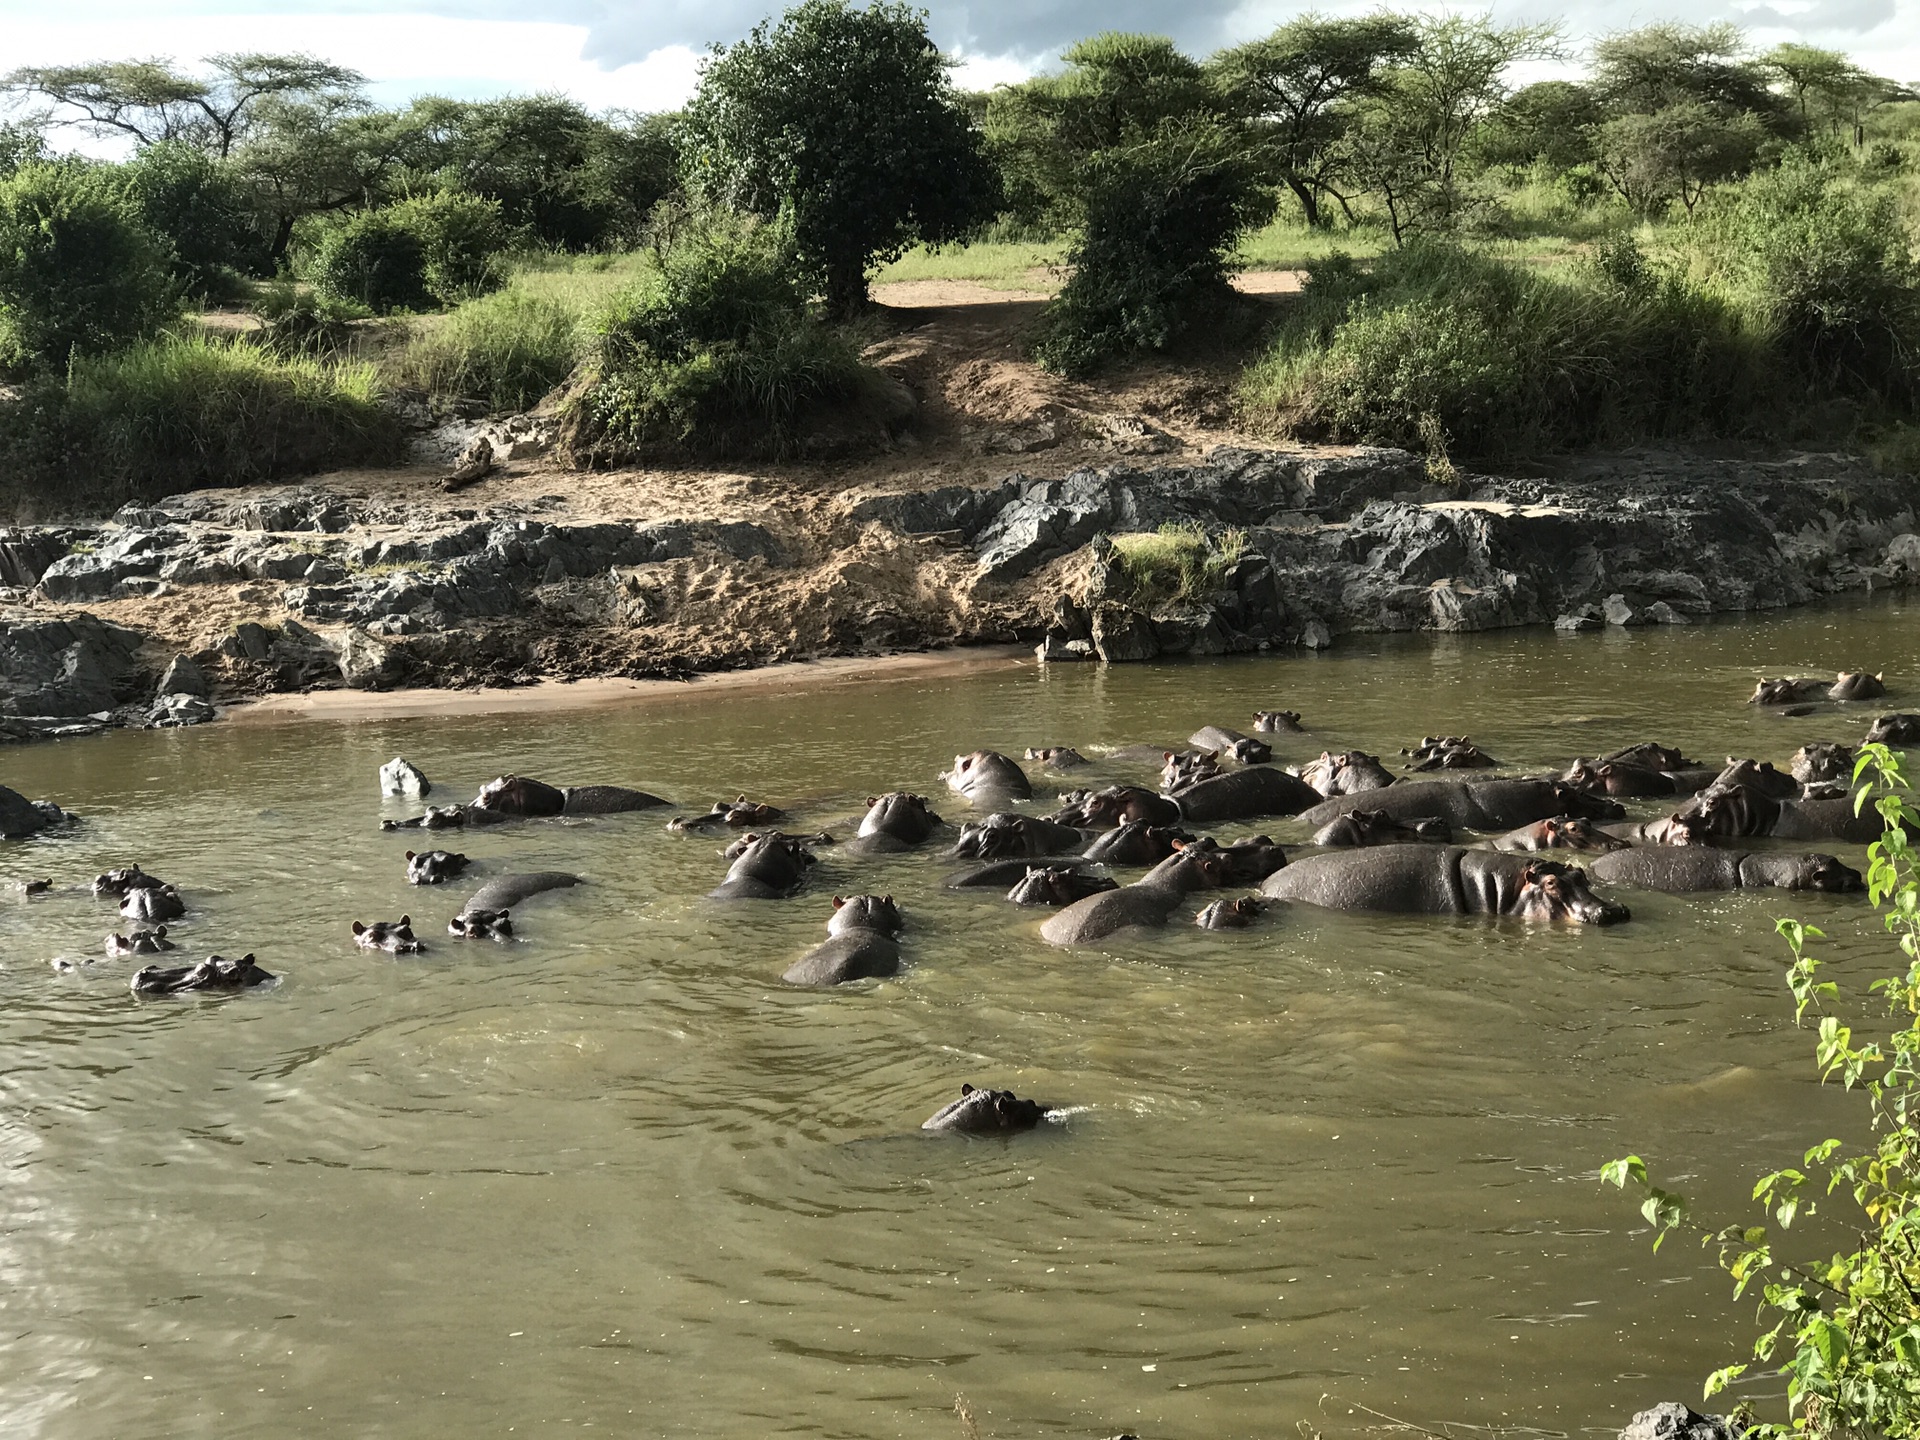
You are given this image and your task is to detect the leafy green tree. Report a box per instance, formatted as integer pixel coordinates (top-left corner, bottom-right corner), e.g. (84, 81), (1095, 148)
(1591, 24), (1786, 132)
(1472, 79), (1604, 175)
(0, 162), (176, 372)
(5, 53), (364, 157)
(117, 140), (265, 295)
(387, 191), (509, 303)
(1594, 101), (1767, 216)
(1210, 14), (1419, 228)
(228, 96), (420, 265)
(679, 0), (1000, 315)
(0, 120), (47, 179)
(308, 207), (429, 314)
(1762, 44), (1912, 147)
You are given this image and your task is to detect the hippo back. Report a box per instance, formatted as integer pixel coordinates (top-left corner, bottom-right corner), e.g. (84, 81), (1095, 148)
(1172, 766), (1321, 823)
(562, 784), (669, 815)
(1261, 845), (1471, 913)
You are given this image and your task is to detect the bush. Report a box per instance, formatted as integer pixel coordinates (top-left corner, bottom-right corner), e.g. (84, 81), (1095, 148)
(117, 141), (266, 299)
(564, 212), (867, 460)
(0, 162), (177, 373)
(387, 191), (509, 305)
(309, 208), (431, 314)
(386, 288), (582, 412)
(249, 277), (370, 360)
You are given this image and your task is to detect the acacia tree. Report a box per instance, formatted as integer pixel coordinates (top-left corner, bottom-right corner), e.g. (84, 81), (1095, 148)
(1210, 14), (1419, 229)
(1593, 100), (1765, 216)
(679, 0), (1000, 315)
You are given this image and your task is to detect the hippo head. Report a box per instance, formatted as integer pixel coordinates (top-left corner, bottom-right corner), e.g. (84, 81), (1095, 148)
(474, 774), (567, 816)
(20, 878), (50, 896)
(921, 1084), (1050, 1135)
(1145, 846), (1236, 892)
(1536, 815), (1630, 852)
(405, 849), (469, 885)
(107, 925), (173, 956)
(1867, 713), (1920, 746)
(92, 864), (159, 897)
(858, 792), (940, 843)
(1511, 861), (1630, 925)
(1713, 758), (1800, 800)
(1194, 897), (1263, 929)
(1603, 742), (1695, 771)
(1007, 867), (1116, 906)
(1544, 781), (1626, 821)
(352, 916), (424, 953)
(1024, 747), (1087, 767)
(951, 815), (1036, 861)
(1831, 671), (1886, 702)
(130, 953), (271, 996)
(724, 796), (785, 826)
(941, 751), (1032, 800)
(829, 894), (904, 937)
(1051, 785), (1171, 829)
(1791, 743), (1857, 785)
(1252, 709), (1303, 732)
(1791, 854), (1866, 892)
(448, 909), (513, 940)
(728, 832), (819, 868)
(1750, 678), (1821, 706)
(1176, 834), (1288, 884)
(1161, 750), (1222, 792)
(121, 884), (184, 922)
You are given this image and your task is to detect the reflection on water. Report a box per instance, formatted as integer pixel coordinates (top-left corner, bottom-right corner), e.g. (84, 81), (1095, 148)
(2, 598), (1915, 1436)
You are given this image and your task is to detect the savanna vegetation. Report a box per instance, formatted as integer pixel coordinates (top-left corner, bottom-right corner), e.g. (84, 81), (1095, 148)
(0, 0), (1916, 500)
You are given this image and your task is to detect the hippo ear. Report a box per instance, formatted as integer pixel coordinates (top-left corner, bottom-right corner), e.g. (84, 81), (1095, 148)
(883, 894), (893, 904)
(240, 954), (255, 963)
(400, 914), (411, 927)
(156, 926), (167, 938)
(832, 895), (846, 908)
(406, 850), (416, 861)
(352, 921), (366, 935)
(961, 1083), (975, 1095)
(866, 795), (878, 807)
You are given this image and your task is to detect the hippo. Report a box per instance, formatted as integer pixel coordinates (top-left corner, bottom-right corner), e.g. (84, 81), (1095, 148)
(1298, 779), (1622, 834)
(1298, 750), (1395, 798)
(1051, 786), (1183, 830)
(1404, 736), (1498, 771)
(844, 792), (943, 854)
(1750, 678), (1828, 706)
(459, 872), (580, 916)
(352, 916), (424, 953)
(1177, 834), (1289, 884)
(1252, 710), (1304, 733)
(1040, 848), (1235, 946)
(131, 953), (274, 995)
(783, 895), (904, 985)
(1792, 742), (1858, 785)
(948, 813), (1091, 861)
(1491, 816), (1630, 853)
(1675, 786), (1888, 844)
(1602, 812), (1716, 846)
(667, 797), (786, 833)
(379, 757), (430, 798)
(405, 849), (469, 885)
(1081, 820), (1194, 865)
(1708, 758), (1803, 800)
(1172, 767), (1322, 824)
(1161, 750), (1224, 793)
(922, 1084), (1050, 1135)
(710, 834), (816, 900)
(19, 878), (51, 896)
(1190, 726), (1271, 765)
(1007, 867), (1120, 906)
(474, 775), (669, 817)
(945, 857), (1098, 889)
(1800, 779), (1850, 801)
(941, 751), (1032, 803)
(1590, 848), (1864, 893)
(1024, 747), (1088, 768)
(1831, 671), (1886, 702)
(449, 910), (513, 940)
(92, 864), (165, 897)
(1601, 742), (1703, 771)
(380, 804), (511, 831)
(1560, 757), (1710, 798)
(122, 885), (185, 923)
(1261, 846), (1629, 924)
(1103, 743), (1184, 764)
(1867, 714), (1920, 746)
(106, 926), (174, 956)
(1311, 809), (1452, 847)
(1195, 897), (1263, 929)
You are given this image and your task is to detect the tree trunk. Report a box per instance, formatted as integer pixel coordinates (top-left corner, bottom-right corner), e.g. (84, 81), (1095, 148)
(824, 254), (869, 320)
(1283, 174), (1323, 229)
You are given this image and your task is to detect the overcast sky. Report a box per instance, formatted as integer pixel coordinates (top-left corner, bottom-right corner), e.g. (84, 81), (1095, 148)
(3, 0), (1915, 132)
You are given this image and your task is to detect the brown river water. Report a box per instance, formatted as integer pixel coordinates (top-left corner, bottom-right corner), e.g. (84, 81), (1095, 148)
(3, 598), (1917, 1438)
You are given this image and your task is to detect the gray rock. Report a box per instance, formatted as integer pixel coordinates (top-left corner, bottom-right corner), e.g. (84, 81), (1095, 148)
(1299, 620), (1333, 650)
(1091, 605), (1160, 662)
(149, 693), (215, 728)
(0, 783), (52, 837)
(1643, 600), (1692, 625)
(1619, 1401), (1739, 1440)
(1555, 607), (1602, 631)
(227, 622), (276, 661)
(156, 654), (209, 699)
(0, 614), (148, 723)
(380, 757), (432, 797)
(1602, 593), (1642, 627)
(1035, 633), (1094, 662)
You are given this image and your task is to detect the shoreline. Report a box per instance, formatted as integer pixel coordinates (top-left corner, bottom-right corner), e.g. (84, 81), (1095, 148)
(221, 644), (1034, 724)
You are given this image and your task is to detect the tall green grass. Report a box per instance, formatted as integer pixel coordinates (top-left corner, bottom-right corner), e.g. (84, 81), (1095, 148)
(1108, 523), (1247, 606)
(385, 289), (583, 413)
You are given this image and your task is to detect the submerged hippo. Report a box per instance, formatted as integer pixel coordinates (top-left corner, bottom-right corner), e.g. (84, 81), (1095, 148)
(106, 926), (174, 956)
(19, 878), (51, 896)
(473, 775), (670, 817)
(1297, 779), (1623, 834)
(1590, 848), (1863, 893)
(458, 872), (580, 918)
(1161, 749), (1224, 793)
(1040, 848), (1234, 946)
(405, 849), (469, 885)
(1261, 846), (1629, 925)
(1561, 757), (1713, 798)
(1709, 758), (1801, 800)
(948, 813), (1090, 861)
(1190, 726), (1271, 765)
(1602, 812), (1715, 846)
(1676, 786), (1887, 844)
(92, 864), (165, 897)
(922, 1084), (1050, 1135)
(1195, 897), (1263, 929)
(1831, 671), (1887, 702)
(1080, 820), (1193, 865)
(449, 910), (513, 940)
(121, 885), (185, 923)
(941, 751), (1032, 803)
(1791, 742), (1858, 785)
(710, 834), (816, 900)
(1404, 736), (1498, 771)
(1172, 767), (1322, 824)
(131, 953), (274, 996)
(1024, 747), (1088, 768)
(1051, 786), (1182, 830)
(1601, 742), (1703, 772)
(667, 797), (786, 833)
(1252, 710), (1304, 733)
(352, 916), (424, 953)
(783, 895), (905, 986)
(1750, 677), (1828, 706)
(1491, 815), (1630, 853)
(1176, 834), (1288, 884)
(1007, 867), (1119, 907)
(1867, 713), (1920, 746)
(1311, 809), (1451, 847)
(944, 857), (1097, 889)
(1298, 750), (1396, 798)
(844, 792), (944, 854)
(381, 803), (511, 831)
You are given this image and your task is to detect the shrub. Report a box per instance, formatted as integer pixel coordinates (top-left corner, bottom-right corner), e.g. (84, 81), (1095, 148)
(1108, 523), (1246, 606)
(0, 162), (177, 373)
(249, 277), (371, 360)
(565, 211), (866, 460)
(309, 209), (432, 314)
(387, 191), (509, 305)
(386, 288), (581, 412)
(117, 141), (266, 299)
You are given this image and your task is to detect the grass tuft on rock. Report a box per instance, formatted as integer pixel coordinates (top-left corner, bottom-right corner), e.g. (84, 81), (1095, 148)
(1107, 522), (1246, 606)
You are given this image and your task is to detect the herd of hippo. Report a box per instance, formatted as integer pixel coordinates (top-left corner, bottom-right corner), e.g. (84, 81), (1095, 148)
(6, 668), (1911, 1136)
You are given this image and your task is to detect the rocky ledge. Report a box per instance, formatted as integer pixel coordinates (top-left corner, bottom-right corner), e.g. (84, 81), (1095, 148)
(1, 445), (1915, 741)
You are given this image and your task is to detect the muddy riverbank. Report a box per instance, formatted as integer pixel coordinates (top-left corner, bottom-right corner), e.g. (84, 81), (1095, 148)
(1, 441), (1917, 742)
